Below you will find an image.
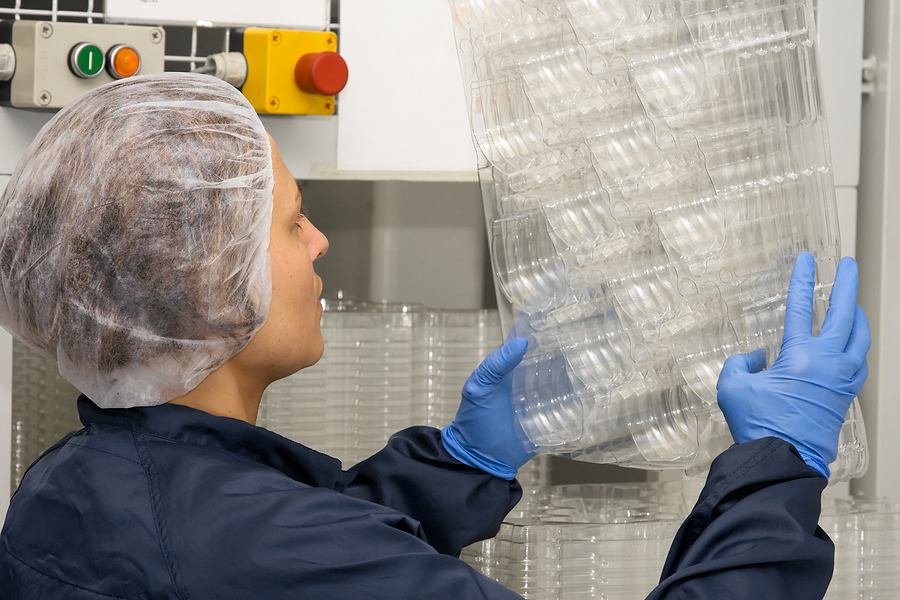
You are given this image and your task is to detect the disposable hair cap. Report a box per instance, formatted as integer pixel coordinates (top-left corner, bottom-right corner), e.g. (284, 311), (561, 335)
(0, 73), (275, 408)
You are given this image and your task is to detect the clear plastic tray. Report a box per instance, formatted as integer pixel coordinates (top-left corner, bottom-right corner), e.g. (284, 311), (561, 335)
(449, 0), (866, 481)
(462, 482), (685, 599)
(819, 497), (900, 598)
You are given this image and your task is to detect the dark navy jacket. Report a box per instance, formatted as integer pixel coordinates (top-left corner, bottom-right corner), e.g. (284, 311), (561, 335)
(648, 436), (833, 599)
(0, 396), (832, 599)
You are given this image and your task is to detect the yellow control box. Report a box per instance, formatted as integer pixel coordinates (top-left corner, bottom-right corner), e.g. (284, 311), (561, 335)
(241, 28), (343, 115)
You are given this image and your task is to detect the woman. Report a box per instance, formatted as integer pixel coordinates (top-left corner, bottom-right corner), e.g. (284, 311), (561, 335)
(0, 73), (869, 599)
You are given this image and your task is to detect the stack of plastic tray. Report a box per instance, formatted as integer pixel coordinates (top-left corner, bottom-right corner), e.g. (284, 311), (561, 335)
(448, 0), (867, 480)
(820, 497), (862, 599)
(324, 301), (420, 465)
(820, 497), (900, 598)
(463, 482), (685, 599)
(260, 294), (510, 467)
(413, 309), (503, 428)
(257, 293), (361, 454)
(10, 339), (82, 491)
(257, 347), (330, 454)
(858, 501), (900, 598)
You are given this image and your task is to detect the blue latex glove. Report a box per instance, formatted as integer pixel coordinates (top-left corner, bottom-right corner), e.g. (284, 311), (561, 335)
(717, 252), (871, 478)
(441, 337), (534, 480)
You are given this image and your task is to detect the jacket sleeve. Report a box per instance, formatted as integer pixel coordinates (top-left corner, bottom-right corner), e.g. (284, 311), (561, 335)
(343, 426), (523, 557)
(645, 437), (834, 600)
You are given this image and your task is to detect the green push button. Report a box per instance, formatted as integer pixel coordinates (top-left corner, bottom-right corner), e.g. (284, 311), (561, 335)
(69, 42), (105, 78)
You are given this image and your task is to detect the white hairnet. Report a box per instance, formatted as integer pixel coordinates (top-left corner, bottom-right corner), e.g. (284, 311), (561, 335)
(0, 73), (274, 408)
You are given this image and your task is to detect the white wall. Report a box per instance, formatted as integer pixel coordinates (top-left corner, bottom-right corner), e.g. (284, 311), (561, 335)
(853, 0), (900, 502)
(818, 0), (864, 189)
(818, 0), (864, 269)
(0, 110), (53, 176)
(333, 0), (477, 179)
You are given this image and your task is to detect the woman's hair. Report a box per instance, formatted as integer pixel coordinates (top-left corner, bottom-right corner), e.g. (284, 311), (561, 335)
(0, 73), (275, 408)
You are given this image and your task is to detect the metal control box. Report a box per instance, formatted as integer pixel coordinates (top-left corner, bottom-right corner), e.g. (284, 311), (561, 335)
(0, 21), (165, 109)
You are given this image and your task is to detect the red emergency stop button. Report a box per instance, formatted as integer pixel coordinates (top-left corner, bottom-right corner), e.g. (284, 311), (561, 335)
(294, 51), (348, 96)
(107, 45), (141, 79)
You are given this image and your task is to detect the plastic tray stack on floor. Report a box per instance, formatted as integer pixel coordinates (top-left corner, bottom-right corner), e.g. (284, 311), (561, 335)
(820, 497), (900, 599)
(462, 482), (685, 599)
(448, 0), (867, 481)
(413, 309), (503, 428)
(324, 300), (421, 466)
(260, 295), (421, 466)
(819, 497), (861, 599)
(257, 294), (360, 456)
(10, 340), (82, 491)
(260, 295), (508, 467)
(257, 349), (331, 454)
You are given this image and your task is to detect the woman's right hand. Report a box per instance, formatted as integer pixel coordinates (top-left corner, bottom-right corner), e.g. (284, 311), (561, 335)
(716, 252), (871, 478)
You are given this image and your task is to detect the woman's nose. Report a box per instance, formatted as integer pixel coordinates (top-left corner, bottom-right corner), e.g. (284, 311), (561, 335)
(310, 224), (329, 260)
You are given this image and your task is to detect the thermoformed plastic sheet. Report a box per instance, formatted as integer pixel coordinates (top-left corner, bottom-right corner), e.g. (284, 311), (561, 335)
(448, 0), (867, 481)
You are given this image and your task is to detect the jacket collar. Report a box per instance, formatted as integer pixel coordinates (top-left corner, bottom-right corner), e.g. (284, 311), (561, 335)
(76, 395), (357, 492)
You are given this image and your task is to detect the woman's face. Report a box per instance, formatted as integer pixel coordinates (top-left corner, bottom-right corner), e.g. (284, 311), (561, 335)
(231, 135), (329, 385)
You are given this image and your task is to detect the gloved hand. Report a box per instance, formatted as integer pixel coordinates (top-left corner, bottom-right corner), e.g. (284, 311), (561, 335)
(441, 337), (534, 480)
(717, 252), (871, 478)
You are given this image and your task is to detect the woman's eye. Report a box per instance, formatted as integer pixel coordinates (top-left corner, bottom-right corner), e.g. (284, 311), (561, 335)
(296, 206), (310, 228)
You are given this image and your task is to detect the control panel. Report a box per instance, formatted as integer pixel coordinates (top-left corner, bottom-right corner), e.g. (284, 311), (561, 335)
(0, 21), (165, 109)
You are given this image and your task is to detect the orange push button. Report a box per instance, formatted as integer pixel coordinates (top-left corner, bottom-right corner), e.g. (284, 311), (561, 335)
(107, 45), (141, 79)
(294, 51), (348, 96)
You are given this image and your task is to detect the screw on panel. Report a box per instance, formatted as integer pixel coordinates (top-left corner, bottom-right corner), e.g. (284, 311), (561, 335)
(37, 91), (51, 106)
(270, 31), (282, 46)
(327, 35), (336, 48)
(39, 23), (53, 38)
(324, 100), (333, 111)
(267, 96), (280, 110)
(149, 28), (163, 44)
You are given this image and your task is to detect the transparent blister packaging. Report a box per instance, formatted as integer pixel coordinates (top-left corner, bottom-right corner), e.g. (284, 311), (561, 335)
(462, 482), (686, 599)
(449, 0), (866, 482)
